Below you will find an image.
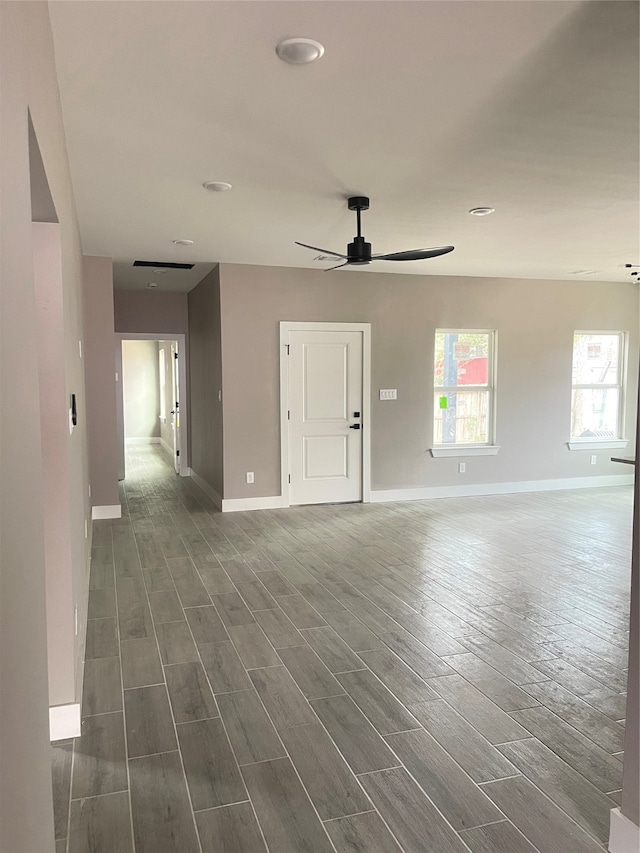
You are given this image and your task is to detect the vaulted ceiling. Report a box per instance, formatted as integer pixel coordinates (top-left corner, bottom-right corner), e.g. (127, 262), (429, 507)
(49, 1), (639, 289)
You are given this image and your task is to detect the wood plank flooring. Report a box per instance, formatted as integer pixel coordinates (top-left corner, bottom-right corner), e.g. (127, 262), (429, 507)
(52, 446), (631, 851)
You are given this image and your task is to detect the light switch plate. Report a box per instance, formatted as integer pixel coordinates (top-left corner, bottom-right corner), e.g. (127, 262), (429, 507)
(380, 389), (397, 400)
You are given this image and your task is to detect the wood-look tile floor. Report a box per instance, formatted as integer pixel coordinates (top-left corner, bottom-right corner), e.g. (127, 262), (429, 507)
(52, 446), (631, 852)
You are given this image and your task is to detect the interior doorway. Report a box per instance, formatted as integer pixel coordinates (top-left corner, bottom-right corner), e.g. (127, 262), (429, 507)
(116, 332), (188, 478)
(280, 321), (371, 506)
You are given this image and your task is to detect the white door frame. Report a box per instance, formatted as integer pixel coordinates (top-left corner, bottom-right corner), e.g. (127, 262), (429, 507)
(116, 332), (189, 477)
(280, 321), (371, 507)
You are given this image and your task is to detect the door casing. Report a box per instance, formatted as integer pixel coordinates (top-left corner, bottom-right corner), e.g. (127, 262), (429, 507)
(280, 321), (371, 507)
(116, 332), (189, 477)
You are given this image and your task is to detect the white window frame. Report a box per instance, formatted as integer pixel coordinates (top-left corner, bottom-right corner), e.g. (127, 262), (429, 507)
(430, 328), (500, 458)
(567, 330), (628, 451)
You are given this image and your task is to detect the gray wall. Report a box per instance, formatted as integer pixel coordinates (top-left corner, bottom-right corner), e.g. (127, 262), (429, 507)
(34, 223), (75, 708)
(83, 255), (120, 508)
(188, 267), (223, 498)
(1, 3), (91, 850)
(218, 263), (638, 500)
(114, 289), (188, 334)
(122, 340), (161, 439)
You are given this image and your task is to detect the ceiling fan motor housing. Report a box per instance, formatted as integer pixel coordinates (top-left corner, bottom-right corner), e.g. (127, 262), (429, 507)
(348, 236), (372, 264)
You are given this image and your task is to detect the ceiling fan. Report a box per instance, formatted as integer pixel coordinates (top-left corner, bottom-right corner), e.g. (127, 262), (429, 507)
(296, 196), (455, 271)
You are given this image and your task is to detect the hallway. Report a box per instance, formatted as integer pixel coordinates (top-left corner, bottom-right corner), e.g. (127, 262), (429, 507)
(51, 446), (630, 852)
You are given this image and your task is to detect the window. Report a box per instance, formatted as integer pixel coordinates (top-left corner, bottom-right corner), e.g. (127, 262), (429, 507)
(570, 332), (625, 443)
(432, 330), (497, 454)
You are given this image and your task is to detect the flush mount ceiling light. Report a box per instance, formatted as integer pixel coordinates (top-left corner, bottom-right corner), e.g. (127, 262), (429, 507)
(172, 239), (194, 246)
(469, 207), (495, 216)
(203, 181), (232, 192)
(276, 37), (324, 64)
(153, 268), (169, 275)
(146, 282), (158, 289)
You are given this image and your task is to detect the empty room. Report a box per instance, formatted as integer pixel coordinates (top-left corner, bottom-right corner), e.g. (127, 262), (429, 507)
(1, 2), (639, 853)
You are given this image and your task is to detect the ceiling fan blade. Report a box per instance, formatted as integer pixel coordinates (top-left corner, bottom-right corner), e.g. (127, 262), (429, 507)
(324, 260), (351, 272)
(373, 246), (455, 261)
(295, 241), (348, 259)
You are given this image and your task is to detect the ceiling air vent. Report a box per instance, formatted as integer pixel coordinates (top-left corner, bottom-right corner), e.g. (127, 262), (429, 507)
(133, 260), (194, 270)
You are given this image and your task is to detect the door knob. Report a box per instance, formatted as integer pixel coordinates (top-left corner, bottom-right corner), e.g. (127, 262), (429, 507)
(349, 424), (361, 430)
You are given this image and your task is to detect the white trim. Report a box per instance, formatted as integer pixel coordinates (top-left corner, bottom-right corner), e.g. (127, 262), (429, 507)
(116, 333), (189, 476)
(430, 445), (501, 458)
(91, 504), (122, 520)
(49, 703), (81, 741)
(125, 437), (161, 445)
(279, 321), (372, 508)
(222, 495), (285, 513)
(190, 469), (222, 510)
(371, 474), (634, 503)
(568, 440), (629, 451)
(609, 808), (640, 852)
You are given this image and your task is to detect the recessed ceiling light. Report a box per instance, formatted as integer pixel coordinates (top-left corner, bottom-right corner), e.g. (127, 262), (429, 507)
(469, 207), (495, 216)
(276, 37), (324, 65)
(172, 239), (194, 246)
(153, 268), (169, 275)
(146, 282), (158, 289)
(203, 181), (233, 192)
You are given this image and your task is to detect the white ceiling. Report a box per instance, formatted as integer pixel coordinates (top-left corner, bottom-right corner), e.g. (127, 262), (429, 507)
(49, 1), (639, 290)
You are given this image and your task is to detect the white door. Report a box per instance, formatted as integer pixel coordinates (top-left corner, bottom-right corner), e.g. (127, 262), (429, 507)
(170, 343), (180, 474)
(288, 329), (363, 505)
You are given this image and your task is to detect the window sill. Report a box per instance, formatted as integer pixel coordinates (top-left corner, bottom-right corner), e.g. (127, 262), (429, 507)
(567, 439), (628, 451)
(430, 445), (500, 458)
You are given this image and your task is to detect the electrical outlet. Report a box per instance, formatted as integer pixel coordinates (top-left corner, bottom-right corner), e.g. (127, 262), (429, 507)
(458, 462), (466, 474)
(590, 455), (597, 465)
(246, 472), (254, 484)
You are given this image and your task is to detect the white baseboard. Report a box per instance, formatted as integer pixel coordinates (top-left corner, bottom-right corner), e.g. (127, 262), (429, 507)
(160, 437), (173, 457)
(187, 474), (633, 513)
(49, 703), (81, 741)
(190, 469), (222, 510)
(91, 504), (122, 520)
(222, 495), (285, 513)
(125, 437), (161, 445)
(609, 808), (640, 852)
(188, 470), (286, 513)
(370, 474), (634, 503)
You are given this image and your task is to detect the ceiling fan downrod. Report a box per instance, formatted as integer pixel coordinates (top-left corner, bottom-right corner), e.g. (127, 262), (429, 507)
(347, 196), (372, 264)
